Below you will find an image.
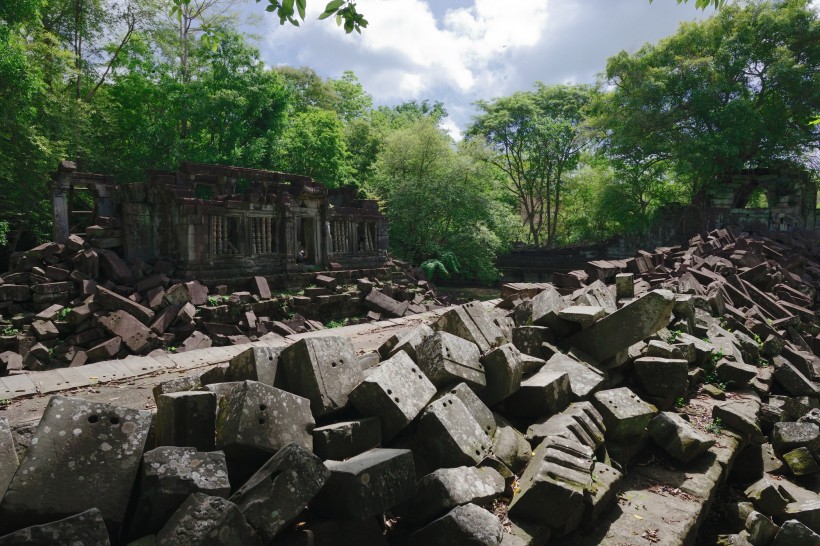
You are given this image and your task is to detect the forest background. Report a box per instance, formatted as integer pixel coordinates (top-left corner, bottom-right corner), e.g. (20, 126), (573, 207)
(0, 0), (817, 282)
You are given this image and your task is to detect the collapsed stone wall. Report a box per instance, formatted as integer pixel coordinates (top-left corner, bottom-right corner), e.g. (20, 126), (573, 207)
(0, 228), (818, 545)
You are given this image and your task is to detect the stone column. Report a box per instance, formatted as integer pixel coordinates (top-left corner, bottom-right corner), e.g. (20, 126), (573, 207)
(52, 161), (77, 244)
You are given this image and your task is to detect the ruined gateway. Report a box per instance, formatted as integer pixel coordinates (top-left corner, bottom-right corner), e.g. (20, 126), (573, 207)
(51, 161), (389, 282)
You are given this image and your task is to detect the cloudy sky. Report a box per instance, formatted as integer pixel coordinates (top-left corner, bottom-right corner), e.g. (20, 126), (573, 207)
(242, 0), (717, 136)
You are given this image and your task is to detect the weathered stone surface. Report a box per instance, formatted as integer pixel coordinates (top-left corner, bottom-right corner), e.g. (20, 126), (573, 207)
(156, 391), (216, 452)
(783, 447), (820, 476)
(478, 344), (524, 405)
(349, 351), (436, 441)
(771, 520), (820, 546)
(129, 447), (230, 537)
(647, 411), (715, 463)
(745, 510), (779, 546)
(774, 361), (819, 397)
(97, 310), (154, 353)
(783, 500), (820, 535)
(396, 503), (503, 546)
(0, 508), (110, 546)
(503, 367), (570, 418)
(417, 331), (485, 390)
(615, 273), (635, 299)
(511, 325), (554, 360)
(228, 345), (284, 387)
(95, 285), (155, 324)
(250, 276), (271, 299)
(437, 382), (496, 438)
(508, 435), (593, 536)
(544, 352), (606, 401)
(565, 289), (675, 361)
(365, 289), (408, 318)
(207, 381), (314, 464)
(0, 418), (18, 499)
(592, 387), (658, 441)
(230, 444), (329, 542)
(388, 324), (434, 362)
(525, 401), (606, 451)
(404, 466), (505, 524)
(417, 395), (492, 468)
(0, 396), (152, 533)
(312, 448), (415, 519)
(281, 336), (363, 417)
(582, 462), (623, 527)
(772, 422), (820, 454)
(531, 285), (567, 327)
(745, 478), (793, 517)
(558, 305), (605, 327)
(633, 357), (689, 408)
(85, 336), (122, 362)
(434, 301), (504, 353)
(155, 493), (261, 546)
(716, 358), (760, 387)
(312, 417), (381, 460)
(713, 399), (763, 440)
(492, 414), (532, 474)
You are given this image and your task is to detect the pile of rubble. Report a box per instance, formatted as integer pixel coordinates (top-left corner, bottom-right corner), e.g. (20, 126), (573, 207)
(0, 235), (440, 376)
(0, 228), (817, 545)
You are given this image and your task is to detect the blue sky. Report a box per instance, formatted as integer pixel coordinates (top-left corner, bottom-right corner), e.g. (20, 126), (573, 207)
(240, 0), (716, 136)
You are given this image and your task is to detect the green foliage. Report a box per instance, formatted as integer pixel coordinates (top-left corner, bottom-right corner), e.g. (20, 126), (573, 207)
(675, 397), (686, 409)
(325, 317), (349, 328)
(420, 252), (460, 280)
(277, 108), (353, 187)
(1, 326), (20, 336)
(57, 307), (71, 320)
(0, 221), (8, 247)
(706, 417), (723, 434)
(667, 329), (682, 343)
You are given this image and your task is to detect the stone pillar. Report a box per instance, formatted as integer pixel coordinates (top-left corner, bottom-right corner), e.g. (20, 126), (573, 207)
(52, 161), (76, 244)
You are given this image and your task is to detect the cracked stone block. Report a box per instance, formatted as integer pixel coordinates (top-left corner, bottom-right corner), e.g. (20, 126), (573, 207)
(774, 361), (819, 397)
(647, 411), (715, 463)
(155, 493), (261, 546)
(716, 359), (760, 388)
(565, 289), (675, 361)
(0, 508), (110, 546)
(783, 447), (820, 476)
(745, 478), (794, 517)
(544, 352), (606, 401)
(503, 368), (570, 418)
(417, 395), (492, 468)
(388, 325), (434, 362)
(349, 351), (436, 441)
(281, 336), (363, 417)
(434, 301), (505, 353)
(525, 401), (606, 451)
(592, 387), (658, 441)
(633, 357), (689, 408)
(0, 396), (152, 534)
(128, 447), (230, 537)
(435, 382), (496, 439)
(208, 381), (314, 465)
(312, 448), (415, 519)
(508, 435), (594, 536)
(492, 414), (532, 474)
(771, 520), (820, 546)
(772, 422), (820, 454)
(478, 344), (524, 406)
(395, 503), (503, 546)
(312, 417), (381, 460)
(583, 462), (623, 527)
(0, 418), (17, 499)
(745, 510), (779, 546)
(713, 399), (763, 441)
(230, 444), (329, 542)
(404, 466), (505, 524)
(228, 345), (284, 388)
(156, 391), (216, 452)
(417, 332), (485, 390)
(783, 500), (820, 535)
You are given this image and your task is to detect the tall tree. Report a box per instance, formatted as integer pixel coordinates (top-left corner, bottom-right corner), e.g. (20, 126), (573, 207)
(469, 84), (594, 247)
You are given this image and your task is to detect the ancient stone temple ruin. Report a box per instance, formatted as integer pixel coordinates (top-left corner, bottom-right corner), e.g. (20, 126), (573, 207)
(51, 161), (388, 281)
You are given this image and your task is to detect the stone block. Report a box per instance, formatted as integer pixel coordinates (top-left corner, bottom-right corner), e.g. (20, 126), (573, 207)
(478, 344), (524, 405)
(395, 503), (503, 546)
(0, 508), (110, 546)
(156, 391), (216, 452)
(250, 276), (271, 299)
(592, 387), (658, 441)
(404, 466), (505, 524)
(149, 304), (179, 335)
(503, 368), (570, 418)
(745, 510), (778, 546)
(774, 361), (818, 397)
(0, 396), (152, 533)
(771, 520), (820, 546)
(97, 310), (154, 353)
(512, 326), (553, 359)
(783, 500), (820, 534)
(281, 336), (363, 417)
(207, 381), (314, 465)
(745, 478), (793, 517)
(492, 414), (532, 474)
(772, 422), (820, 454)
(633, 357), (689, 408)
(508, 435), (594, 536)
(30, 320), (59, 340)
(717, 358), (760, 387)
(713, 399), (763, 440)
(128, 447), (230, 537)
(434, 301), (504, 353)
(525, 401), (606, 451)
(647, 411), (715, 463)
(179, 330), (211, 352)
(0, 285), (31, 302)
(95, 286), (154, 324)
(155, 493), (261, 545)
(230, 444), (329, 542)
(564, 289), (675, 361)
(163, 283), (191, 306)
(417, 331), (484, 390)
(388, 324), (434, 362)
(558, 305), (605, 327)
(417, 395), (492, 468)
(152, 375), (202, 402)
(615, 273), (635, 299)
(349, 351), (436, 441)
(783, 447), (820, 476)
(530, 285), (567, 327)
(312, 448), (416, 519)
(436, 382), (496, 438)
(365, 289), (408, 318)
(544, 352), (606, 400)
(228, 345), (284, 387)
(0, 417), (18, 498)
(312, 417), (381, 460)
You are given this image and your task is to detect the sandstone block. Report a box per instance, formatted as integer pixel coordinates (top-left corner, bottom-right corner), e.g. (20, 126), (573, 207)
(417, 331), (484, 390)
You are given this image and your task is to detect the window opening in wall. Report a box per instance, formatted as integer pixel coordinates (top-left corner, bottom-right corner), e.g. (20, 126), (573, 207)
(195, 184), (215, 200)
(357, 222), (375, 251)
(298, 217), (316, 264)
(745, 187), (769, 209)
(250, 217), (274, 254)
(211, 216), (241, 255)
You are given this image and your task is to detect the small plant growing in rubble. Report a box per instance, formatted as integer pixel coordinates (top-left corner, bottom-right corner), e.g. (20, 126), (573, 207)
(1, 326), (19, 336)
(667, 329), (682, 343)
(57, 307), (71, 320)
(706, 418), (723, 434)
(325, 318), (349, 329)
(675, 397), (686, 409)
(207, 296), (220, 306)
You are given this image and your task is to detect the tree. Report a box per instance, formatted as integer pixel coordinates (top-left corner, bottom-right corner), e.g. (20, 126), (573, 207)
(596, 0), (819, 201)
(469, 84), (594, 247)
(277, 108), (353, 187)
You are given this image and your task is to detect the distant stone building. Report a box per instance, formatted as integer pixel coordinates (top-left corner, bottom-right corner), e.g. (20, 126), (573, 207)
(52, 161), (388, 281)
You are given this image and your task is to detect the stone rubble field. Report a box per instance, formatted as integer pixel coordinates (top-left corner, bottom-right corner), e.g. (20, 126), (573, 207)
(0, 228), (819, 545)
